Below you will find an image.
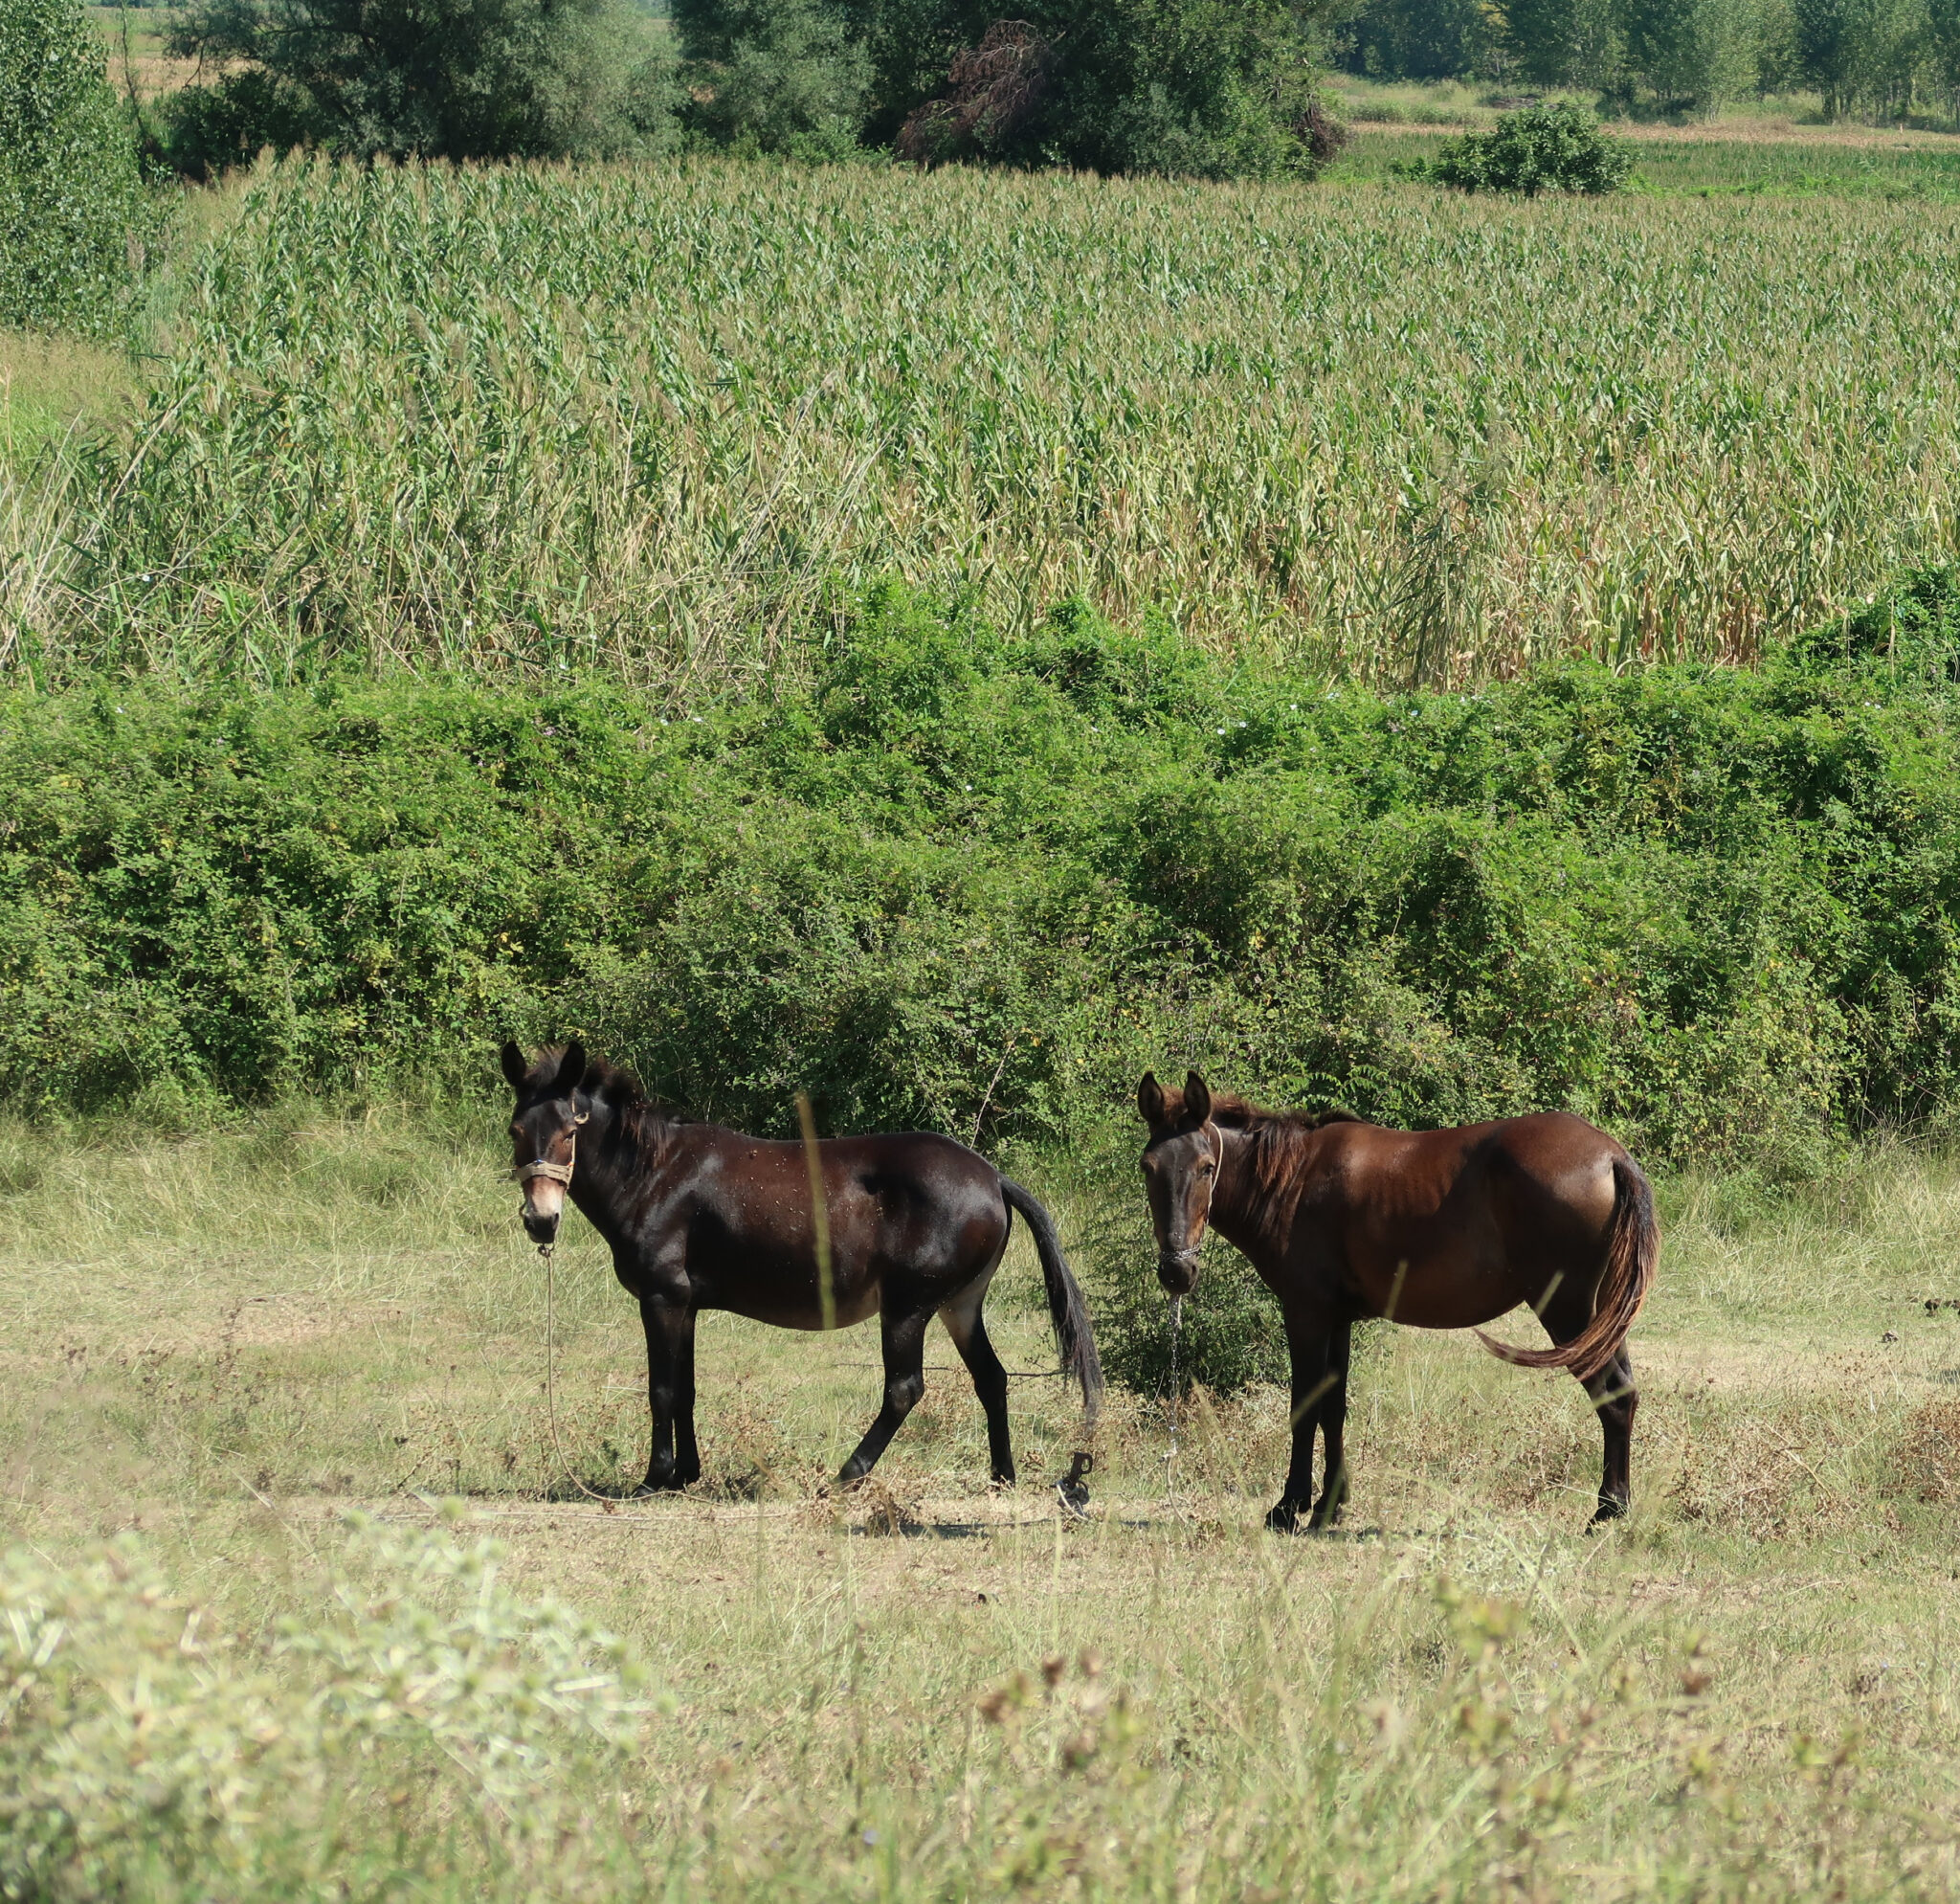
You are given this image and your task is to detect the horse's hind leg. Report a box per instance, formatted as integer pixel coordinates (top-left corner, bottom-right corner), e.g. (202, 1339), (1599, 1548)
(838, 1308), (930, 1487)
(940, 1268), (1014, 1486)
(1582, 1347), (1637, 1523)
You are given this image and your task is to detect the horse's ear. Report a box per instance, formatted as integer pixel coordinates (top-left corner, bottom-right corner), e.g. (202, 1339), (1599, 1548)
(1184, 1069), (1213, 1125)
(500, 1042), (528, 1091)
(1137, 1072), (1166, 1126)
(554, 1042), (589, 1097)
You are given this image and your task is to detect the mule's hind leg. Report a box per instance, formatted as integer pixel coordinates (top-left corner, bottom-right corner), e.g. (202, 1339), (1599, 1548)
(940, 1269), (1014, 1485)
(1582, 1347), (1637, 1523)
(839, 1309), (930, 1486)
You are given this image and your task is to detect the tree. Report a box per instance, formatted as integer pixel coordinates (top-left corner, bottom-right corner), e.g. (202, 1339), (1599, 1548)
(1932, 0), (1960, 111)
(1625, 0), (1759, 108)
(887, 0), (1340, 178)
(166, 0), (674, 164)
(671, 0), (873, 156)
(0, 0), (157, 337)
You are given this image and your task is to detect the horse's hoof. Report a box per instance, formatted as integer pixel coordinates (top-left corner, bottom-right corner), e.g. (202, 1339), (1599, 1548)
(1265, 1503), (1302, 1534)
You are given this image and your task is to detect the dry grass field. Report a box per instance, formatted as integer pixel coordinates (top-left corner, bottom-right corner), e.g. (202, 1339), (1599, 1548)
(4, 1107), (1958, 1897)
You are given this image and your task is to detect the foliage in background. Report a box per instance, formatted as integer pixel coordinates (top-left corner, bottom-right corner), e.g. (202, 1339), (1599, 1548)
(0, 1517), (658, 1896)
(1336, 0), (1960, 121)
(886, 0), (1338, 178)
(1397, 101), (1634, 192)
(7, 571), (1960, 1193)
(9, 157), (1960, 683)
(671, 0), (872, 158)
(0, 0), (162, 338)
(164, 0), (678, 166)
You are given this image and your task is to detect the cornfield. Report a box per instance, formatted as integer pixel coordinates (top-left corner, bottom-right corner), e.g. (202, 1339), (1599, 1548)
(8, 152), (1960, 684)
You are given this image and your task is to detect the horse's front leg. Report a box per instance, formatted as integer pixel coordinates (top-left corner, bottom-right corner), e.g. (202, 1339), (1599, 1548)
(1309, 1317), (1352, 1530)
(838, 1308), (929, 1486)
(636, 1300), (695, 1494)
(1269, 1311), (1335, 1534)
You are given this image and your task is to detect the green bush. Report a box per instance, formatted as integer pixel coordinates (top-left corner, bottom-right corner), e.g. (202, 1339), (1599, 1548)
(0, 0), (160, 337)
(7, 571), (1960, 1190)
(0, 1517), (659, 1895)
(1399, 101), (1633, 195)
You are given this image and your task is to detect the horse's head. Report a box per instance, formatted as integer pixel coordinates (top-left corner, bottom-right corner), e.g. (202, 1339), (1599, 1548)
(501, 1041), (590, 1248)
(1136, 1068), (1222, 1298)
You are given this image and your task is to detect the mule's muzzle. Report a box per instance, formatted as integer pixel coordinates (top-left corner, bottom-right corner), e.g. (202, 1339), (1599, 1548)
(523, 1206), (562, 1247)
(1157, 1251), (1200, 1297)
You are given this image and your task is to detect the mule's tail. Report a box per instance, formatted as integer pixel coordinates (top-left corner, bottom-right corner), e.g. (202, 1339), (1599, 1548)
(1475, 1155), (1658, 1383)
(1000, 1176), (1104, 1430)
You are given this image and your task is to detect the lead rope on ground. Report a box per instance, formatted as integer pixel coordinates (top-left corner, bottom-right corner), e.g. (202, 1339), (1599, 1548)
(541, 1241), (618, 1507)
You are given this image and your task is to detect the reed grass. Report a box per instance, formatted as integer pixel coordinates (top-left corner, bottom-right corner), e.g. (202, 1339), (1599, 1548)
(3, 1107), (1958, 1896)
(10, 154), (1960, 687)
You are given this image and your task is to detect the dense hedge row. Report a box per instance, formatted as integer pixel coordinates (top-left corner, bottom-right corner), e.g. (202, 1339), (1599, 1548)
(5, 571), (1960, 1190)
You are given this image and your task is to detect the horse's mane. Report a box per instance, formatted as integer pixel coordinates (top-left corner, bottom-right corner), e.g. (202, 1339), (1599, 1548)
(1205, 1093), (1366, 1228)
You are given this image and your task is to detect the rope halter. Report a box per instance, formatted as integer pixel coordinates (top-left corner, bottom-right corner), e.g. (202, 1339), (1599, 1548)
(512, 1123), (580, 1187)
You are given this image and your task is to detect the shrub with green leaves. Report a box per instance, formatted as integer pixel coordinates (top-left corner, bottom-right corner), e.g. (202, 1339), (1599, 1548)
(1401, 101), (1633, 195)
(8, 571), (1960, 1194)
(0, 0), (159, 337)
(0, 1515), (660, 1896)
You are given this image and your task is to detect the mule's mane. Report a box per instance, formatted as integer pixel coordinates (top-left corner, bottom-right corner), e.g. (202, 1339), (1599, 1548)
(527, 1046), (685, 1164)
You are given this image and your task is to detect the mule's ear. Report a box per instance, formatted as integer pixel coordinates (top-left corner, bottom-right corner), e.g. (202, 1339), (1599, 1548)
(554, 1042), (589, 1097)
(1137, 1072), (1165, 1125)
(500, 1042), (528, 1091)
(1184, 1069), (1213, 1125)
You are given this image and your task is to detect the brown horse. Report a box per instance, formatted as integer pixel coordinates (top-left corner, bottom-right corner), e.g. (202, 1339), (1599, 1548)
(503, 1042), (1102, 1494)
(1137, 1070), (1658, 1532)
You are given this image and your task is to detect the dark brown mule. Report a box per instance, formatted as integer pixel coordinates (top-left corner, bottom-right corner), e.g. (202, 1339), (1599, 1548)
(503, 1042), (1102, 1494)
(1137, 1071), (1659, 1533)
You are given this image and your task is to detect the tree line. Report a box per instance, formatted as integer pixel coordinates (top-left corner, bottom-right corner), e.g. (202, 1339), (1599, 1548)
(156, 0), (1345, 176)
(1339, 0), (1960, 121)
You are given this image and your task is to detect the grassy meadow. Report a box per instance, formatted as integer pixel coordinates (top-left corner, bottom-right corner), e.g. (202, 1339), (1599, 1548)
(4, 1109), (1959, 1897)
(8, 114), (1960, 1899)
(6, 149), (1960, 685)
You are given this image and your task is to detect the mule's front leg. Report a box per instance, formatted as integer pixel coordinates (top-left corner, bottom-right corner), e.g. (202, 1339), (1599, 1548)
(636, 1301), (695, 1494)
(839, 1310), (929, 1486)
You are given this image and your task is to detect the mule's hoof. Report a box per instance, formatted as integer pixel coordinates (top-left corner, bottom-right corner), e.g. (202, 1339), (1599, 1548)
(1265, 1502), (1303, 1534)
(1589, 1496), (1629, 1527)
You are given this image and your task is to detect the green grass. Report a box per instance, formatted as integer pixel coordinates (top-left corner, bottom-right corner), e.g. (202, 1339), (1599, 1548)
(4, 1107), (1959, 1896)
(10, 154), (1960, 685)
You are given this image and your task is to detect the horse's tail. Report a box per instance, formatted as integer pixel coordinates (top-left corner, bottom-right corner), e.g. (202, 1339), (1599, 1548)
(1475, 1154), (1658, 1384)
(1000, 1176), (1103, 1430)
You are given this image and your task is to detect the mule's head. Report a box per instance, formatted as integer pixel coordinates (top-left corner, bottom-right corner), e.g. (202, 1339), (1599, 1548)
(501, 1041), (589, 1248)
(1136, 1068), (1222, 1298)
